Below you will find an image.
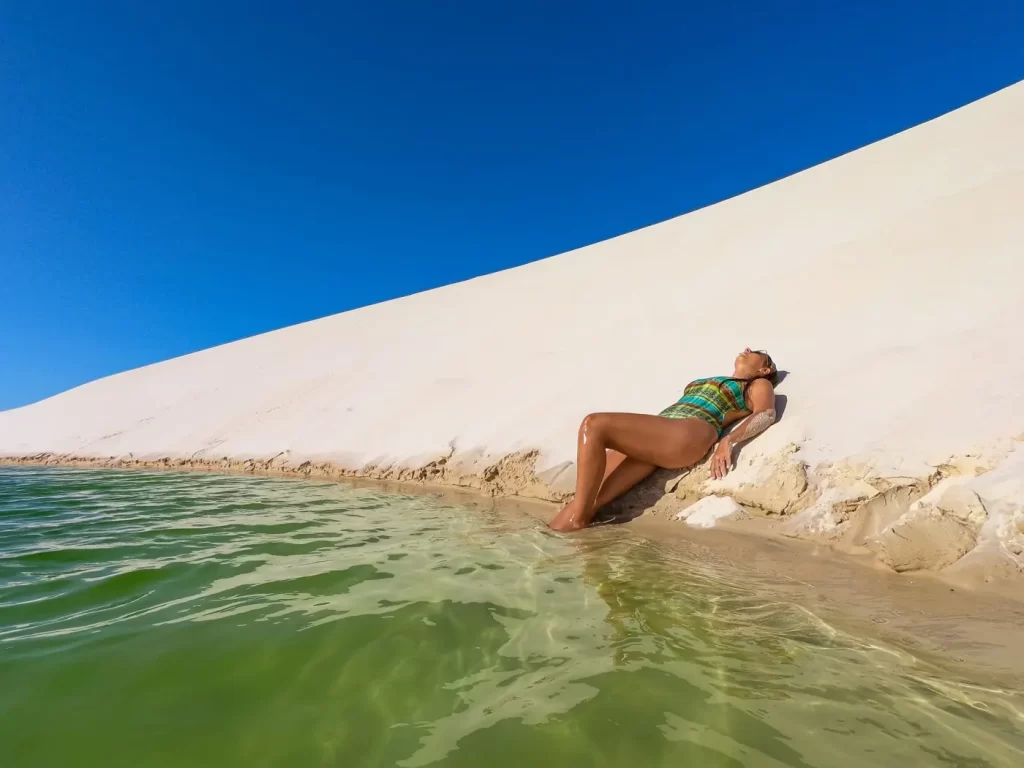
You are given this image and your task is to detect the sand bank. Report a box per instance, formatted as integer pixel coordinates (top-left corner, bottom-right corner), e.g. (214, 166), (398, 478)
(2, 81), (1023, 593)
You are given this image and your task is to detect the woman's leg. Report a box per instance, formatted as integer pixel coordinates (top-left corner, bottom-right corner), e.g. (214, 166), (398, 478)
(594, 455), (657, 509)
(548, 413), (716, 532)
(549, 450), (650, 530)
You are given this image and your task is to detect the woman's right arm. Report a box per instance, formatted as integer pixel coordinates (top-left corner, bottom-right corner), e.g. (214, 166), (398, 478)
(709, 379), (776, 479)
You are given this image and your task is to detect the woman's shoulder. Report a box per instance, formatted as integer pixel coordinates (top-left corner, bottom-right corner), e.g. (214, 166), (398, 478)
(746, 377), (773, 390)
(743, 377), (775, 399)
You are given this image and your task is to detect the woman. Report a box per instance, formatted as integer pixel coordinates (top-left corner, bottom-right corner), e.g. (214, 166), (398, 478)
(548, 348), (778, 532)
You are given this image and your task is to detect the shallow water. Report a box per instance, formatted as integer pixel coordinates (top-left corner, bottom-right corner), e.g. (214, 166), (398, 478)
(1, 468), (1022, 767)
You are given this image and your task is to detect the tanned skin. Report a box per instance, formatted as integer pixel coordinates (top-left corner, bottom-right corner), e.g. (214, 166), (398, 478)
(548, 349), (777, 532)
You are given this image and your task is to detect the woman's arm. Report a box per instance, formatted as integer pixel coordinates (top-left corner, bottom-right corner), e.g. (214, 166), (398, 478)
(710, 379), (776, 479)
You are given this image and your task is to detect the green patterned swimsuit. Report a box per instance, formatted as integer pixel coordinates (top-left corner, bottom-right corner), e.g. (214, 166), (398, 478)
(659, 377), (748, 435)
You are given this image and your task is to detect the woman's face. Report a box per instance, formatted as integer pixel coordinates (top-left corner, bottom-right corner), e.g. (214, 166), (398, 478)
(735, 347), (771, 378)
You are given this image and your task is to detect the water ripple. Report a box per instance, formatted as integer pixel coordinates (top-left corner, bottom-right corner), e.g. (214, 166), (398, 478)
(1, 466), (1022, 767)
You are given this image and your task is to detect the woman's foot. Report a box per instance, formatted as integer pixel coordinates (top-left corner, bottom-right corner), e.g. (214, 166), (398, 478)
(548, 500), (586, 532)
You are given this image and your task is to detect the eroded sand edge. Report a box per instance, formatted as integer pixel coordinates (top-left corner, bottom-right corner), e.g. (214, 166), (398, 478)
(5, 438), (1022, 600)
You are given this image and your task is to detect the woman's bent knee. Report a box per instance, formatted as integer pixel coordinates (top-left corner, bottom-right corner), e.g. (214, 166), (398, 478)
(578, 412), (608, 441)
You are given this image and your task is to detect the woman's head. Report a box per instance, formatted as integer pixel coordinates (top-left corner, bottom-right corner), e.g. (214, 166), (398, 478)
(734, 348), (777, 384)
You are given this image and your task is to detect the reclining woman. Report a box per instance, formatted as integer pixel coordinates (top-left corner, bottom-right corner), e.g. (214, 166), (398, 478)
(548, 348), (778, 532)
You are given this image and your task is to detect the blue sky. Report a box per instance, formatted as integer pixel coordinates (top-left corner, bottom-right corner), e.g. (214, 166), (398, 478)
(1, 1), (1021, 410)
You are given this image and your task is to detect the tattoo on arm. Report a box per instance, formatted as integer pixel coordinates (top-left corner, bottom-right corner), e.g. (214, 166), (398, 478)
(728, 409), (776, 445)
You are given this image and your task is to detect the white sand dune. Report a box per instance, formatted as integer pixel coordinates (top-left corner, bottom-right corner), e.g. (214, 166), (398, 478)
(3, 81), (1023, 584)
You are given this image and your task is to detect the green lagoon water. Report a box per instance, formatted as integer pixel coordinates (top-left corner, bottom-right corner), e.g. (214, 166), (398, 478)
(1, 467), (1022, 767)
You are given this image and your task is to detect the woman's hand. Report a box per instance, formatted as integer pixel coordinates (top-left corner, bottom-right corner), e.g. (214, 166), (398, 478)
(710, 439), (734, 480)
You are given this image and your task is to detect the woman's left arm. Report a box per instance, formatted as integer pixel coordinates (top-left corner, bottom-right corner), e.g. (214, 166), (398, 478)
(710, 379), (777, 479)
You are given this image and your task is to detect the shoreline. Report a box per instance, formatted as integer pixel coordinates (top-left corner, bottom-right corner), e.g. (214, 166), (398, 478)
(4, 449), (1023, 608)
(5, 455), (1024, 686)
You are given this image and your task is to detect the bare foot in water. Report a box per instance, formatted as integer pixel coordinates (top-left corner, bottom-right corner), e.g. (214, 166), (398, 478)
(548, 500), (586, 532)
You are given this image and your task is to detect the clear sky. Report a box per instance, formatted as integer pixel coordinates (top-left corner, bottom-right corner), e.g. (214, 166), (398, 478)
(1, 1), (1021, 410)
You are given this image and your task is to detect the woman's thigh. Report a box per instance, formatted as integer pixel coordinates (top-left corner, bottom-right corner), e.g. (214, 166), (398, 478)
(586, 413), (717, 469)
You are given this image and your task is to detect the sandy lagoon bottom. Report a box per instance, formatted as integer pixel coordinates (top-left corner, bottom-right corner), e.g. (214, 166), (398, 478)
(1, 466), (1022, 767)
